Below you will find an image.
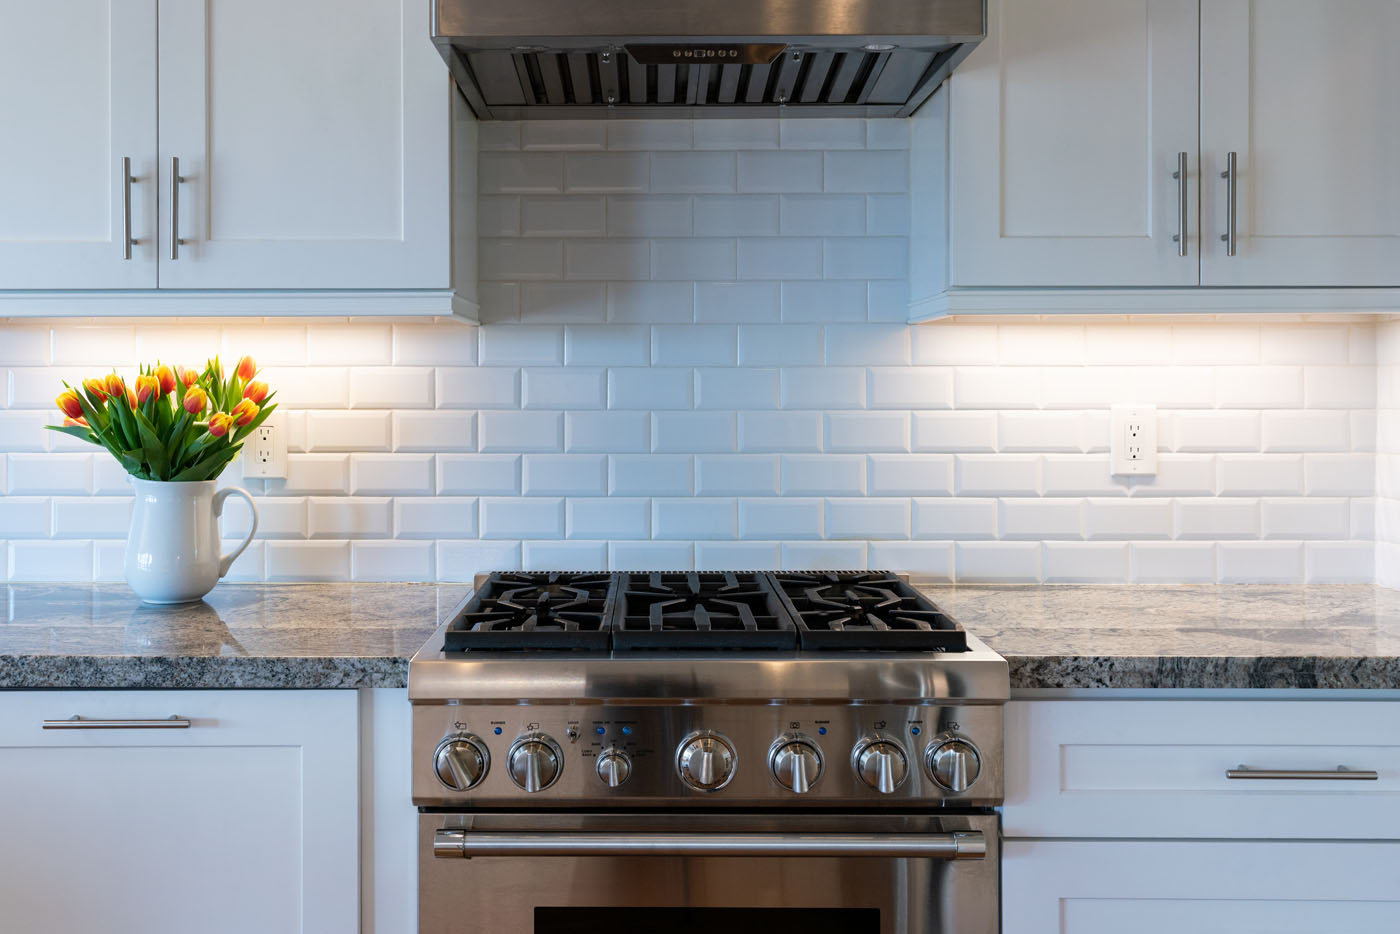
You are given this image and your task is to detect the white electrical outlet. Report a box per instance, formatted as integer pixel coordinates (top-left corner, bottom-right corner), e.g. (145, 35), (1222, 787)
(1110, 404), (1158, 477)
(241, 410), (288, 479)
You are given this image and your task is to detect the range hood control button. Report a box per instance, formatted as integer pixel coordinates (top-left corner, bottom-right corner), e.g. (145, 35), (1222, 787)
(507, 733), (562, 793)
(434, 734), (489, 791)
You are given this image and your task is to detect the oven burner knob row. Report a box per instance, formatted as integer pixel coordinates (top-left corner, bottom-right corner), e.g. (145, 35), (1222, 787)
(853, 738), (909, 794)
(595, 748), (632, 788)
(769, 734), (823, 794)
(926, 737), (982, 793)
(676, 732), (737, 792)
(433, 734), (490, 791)
(507, 733), (563, 793)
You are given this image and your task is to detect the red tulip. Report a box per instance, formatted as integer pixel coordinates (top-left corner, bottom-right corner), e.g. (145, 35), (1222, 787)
(55, 390), (84, 419)
(231, 398), (260, 426)
(208, 412), (234, 437)
(105, 373), (126, 399)
(183, 386), (208, 414)
(134, 374), (159, 404)
(83, 378), (109, 401)
(242, 380), (269, 404)
(235, 355), (257, 381)
(125, 388), (138, 408)
(180, 366), (199, 388)
(154, 364), (177, 396)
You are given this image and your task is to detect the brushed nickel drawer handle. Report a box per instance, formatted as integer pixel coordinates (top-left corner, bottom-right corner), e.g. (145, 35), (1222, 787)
(1227, 765), (1377, 781)
(1171, 151), (1188, 257)
(434, 830), (986, 860)
(43, 715), (191, 730)
(1219, 151), (1237, 257)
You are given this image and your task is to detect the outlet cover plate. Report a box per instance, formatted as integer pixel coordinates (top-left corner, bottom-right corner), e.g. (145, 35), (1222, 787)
(1110, 404), (1158, 477)
(242, 410), (288, 479)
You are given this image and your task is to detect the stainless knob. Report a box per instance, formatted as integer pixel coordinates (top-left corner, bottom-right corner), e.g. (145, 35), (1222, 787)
(854, 739), (908, 794)
(927, 738), (982, 793)
(770, 737), (823, 794)
(677, 732), (736, 792)
(596, 748), (631, 788)
(434, 735), (489, 791)
(507, 734), (562, 793)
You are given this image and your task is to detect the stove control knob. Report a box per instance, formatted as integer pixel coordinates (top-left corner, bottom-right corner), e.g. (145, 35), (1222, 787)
(770, 736), (823, 794)
(854, 738), (908, 794)
(434, 735), (489, 791)
(596, 748), (632, 788)
(676, 732), (737, 792)
(507, 734), (562, 793)
(927, 737), (982, 793)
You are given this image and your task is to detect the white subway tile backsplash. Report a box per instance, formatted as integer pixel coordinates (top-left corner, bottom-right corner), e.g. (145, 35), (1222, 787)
(1305, 366), (1377, 409)
(913, 325), (998, 366)
(695, 455), (780, 496)
(826, 498), (909, 540)
(610, 454), (693, 496)
(523, 455), (608, 496)
(780, 281), (868, 322)
(780, 196), (866, 236)
(0, 327), (50, 365)
(823, 151), (906, 193)
(781, 541), (868, 571)
(954, 542), (1039, 582)
(651, 239), (737, 280)
(1042, 541), (1128, 583)
(1218, 541), (1304, 583)
(308, 497), (392, 538)
(696, 541), (783, 571)
(0, 412), (52, 453)
(480, 498), (565, 539)
(567, 412), (651, 453)
(9, 540), (92, 582)
(1304, 453), (1374, 496)
(275, 454), (350, 495)
(695, 282), (781, 324)
(823, 238), (907, 280)
(739, 499), (823, 539)
(524, 368), (607, 409)
(1261, 411), (1350, 452)
(479, 239), (565, 280)
(0, 497), (50, 538)
(1218, 454), (1303, 495)
(436, 541), (522, 581)
(607, 195), (693, 237)
(653, 498), (737, 539)
(307, 412), (391, 452)
(522, 196), (608, 236)
(349, 367), (433, 409)
(50, 327), (136, 367)
(437, 368), (521, 409)
(261, 366), (350, 409)
(8, 454), (90, 495)
(912, 412), (997, 453)
(652, 412), (736, 453)
(524, 540), (609, 570)
(566, 239), (651, 281)
(693, 196), (780, 236)
(781, 119), (865, 150)
(651, 152), (736, 193)
(1171, 325), (1260, 365)
(352, 541), (434, 582)
(738, 325), (824, 366)
(954, 368), (1043, 410)
(607, 120), (692, 151)
(782, 367), (865, 409)
(393, 324), (478, 366)
(695, 119), (780, 151)
(655, 327), (737, 367)
(523, 121), (605, 151)
(868, 368), (953, 409)
(997, 412), (1090, 453)
(307, 325), (392, 366)
(437, 454), (521, 496)
(1042, 455), (1129, 497)
(738, 239), (823, 279)
(266, 540), (351, 582)
(478, 196), (522, 237)
(999, 498), (1084, 540)
(1174, 498), (1260, 540)
(566, 325), (651, 365)
(955, 455), (1041, 496)
(781, 455), (866, 496)
(868, 541), (953, 577)
(607, 282), (694, 324)
(567, 498), (650, 540)
(609, 541), (693, 570)
(868, 454), (953, 496)
(737, 152), (823, 193)
(1305, 541), (1375, 583)
(826, 412), (908, 453)
(608, 368), (692, 409)
(393, 412), (476, 453)
(479, 411), (563, 453)
(1261, 498), (1350, 540)
(1173, 411), (1262, 453)
(1130, 542), (1217, 582)
(738, 412), (822, 452)
(395, 497), (477, 539)
(479, 151), (564, 193)
(913, 498), (997, 540)
(1262, 325), (1349, 365)
(1216, 366), (1303, 409)
(1085, 498), (1171, 540)
(350, 454), (434, 495)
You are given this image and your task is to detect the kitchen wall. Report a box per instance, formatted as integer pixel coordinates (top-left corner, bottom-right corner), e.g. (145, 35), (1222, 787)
(1377, 319), (1400, 588)
(0, 119), (1383, 584)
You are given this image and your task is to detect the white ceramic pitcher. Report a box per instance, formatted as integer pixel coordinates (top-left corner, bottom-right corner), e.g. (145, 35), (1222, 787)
(125, 478), (258, 604)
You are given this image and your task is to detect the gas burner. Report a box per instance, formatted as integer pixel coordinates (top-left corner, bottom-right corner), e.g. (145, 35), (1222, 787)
(769, 571), (969, 652)
(612, 571), (797, 650)
(443, 572), (616, 651)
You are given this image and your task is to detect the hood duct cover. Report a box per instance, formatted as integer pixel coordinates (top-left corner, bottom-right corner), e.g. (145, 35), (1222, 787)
(431, 0), (985, 119)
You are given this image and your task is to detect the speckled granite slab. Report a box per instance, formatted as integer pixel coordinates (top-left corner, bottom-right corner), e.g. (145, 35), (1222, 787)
(0, 583), (468, 689)
(914, 582), (1400, 690)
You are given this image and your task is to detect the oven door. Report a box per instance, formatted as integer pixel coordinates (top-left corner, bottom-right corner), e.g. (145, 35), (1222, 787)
(419, 811), (998, 934)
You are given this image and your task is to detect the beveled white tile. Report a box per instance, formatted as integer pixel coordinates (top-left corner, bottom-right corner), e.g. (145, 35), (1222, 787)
(1042, 542), (1128, 583)
(523, 454), (608, 496)
(826, 498), (909, 540)
(954, 542), (1039, 582)
(350, 454), (434, 495)
(394, 412), (477, 453)
(437, 454), (521, 495)
(348, 367), (434, 409)
(395, 497), (477, 539)
(566, 498), (650, 540)
(308, 496), (393, 538)
(265, 540), (351, 581)
(1130, 542), (1217, 583)
(352, 541), (434, 582)
(609, 541), (693, 571)
(437, 541), (522, 581)
(653, 498), (737, 540)
(780, 540), (868, 570)
(306, 412), (391, 452)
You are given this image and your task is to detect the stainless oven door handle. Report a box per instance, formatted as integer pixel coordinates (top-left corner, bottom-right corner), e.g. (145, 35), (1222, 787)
(434, 830), (986, 860)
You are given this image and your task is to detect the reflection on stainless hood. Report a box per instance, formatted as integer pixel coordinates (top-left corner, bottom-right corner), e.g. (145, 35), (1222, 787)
(431, 0), (985, 120)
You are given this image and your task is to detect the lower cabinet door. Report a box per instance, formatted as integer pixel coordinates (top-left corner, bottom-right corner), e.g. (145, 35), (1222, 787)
(1003, 839), (1400, 933)
(0, 690), (358, 934)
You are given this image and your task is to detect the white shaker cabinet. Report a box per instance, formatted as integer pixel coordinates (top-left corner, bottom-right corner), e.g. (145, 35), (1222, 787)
(155, 0), (450, 289)
(946, 0), (1200, 287)
(1200, 0), (1400, 286)
(928, 0), (1400, 296)
(0, 690), (359, 934)
(0, 0), (158, 289)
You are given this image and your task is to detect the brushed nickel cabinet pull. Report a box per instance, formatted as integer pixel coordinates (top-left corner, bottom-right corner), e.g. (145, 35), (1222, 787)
(121, 156), (138, 259)
(1171, 151), (1188, 257)
(170, 156), (184, 260)
(1227, 765), (1377, 781)
(1219, 151), (1237, 256)
(43, 715), (192, 730)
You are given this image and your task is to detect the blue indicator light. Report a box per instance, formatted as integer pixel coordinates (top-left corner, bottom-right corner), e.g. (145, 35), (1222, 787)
(621, 726), (632, 735)
(911, 726), (921, 736)
(493, 727), (502, 735)
(596, 726), (606, 735)
(818, 727), (827, 735)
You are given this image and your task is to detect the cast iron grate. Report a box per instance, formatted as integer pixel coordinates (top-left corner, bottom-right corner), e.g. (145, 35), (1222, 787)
(443, 571), (616, 651)
(612, 571), (798, 650)
(768, 570), (968, 652)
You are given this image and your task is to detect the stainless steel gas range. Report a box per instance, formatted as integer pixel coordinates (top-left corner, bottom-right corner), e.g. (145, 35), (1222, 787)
(410, 571), (1008, 934)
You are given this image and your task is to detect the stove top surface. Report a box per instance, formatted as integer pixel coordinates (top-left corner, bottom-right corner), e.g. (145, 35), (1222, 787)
(440, 570), (968, 654)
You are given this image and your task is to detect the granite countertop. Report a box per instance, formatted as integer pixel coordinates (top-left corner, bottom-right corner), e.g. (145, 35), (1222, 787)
(915, 581), (1400, 691)
(2, 582), (1398, 691)
(0, 583), (467, 689)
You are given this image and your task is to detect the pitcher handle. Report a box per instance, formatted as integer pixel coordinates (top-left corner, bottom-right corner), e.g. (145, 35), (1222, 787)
(212, 486), (258, 578)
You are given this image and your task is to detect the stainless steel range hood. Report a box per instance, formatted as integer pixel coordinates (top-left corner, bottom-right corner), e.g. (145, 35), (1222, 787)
(431, 0), (985, 120)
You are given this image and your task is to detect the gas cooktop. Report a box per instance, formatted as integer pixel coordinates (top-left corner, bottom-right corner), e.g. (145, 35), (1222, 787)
(440, 570), (967, 653)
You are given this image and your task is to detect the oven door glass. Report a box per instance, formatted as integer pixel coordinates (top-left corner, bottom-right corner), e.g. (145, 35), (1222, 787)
(419, 812), (998, 934)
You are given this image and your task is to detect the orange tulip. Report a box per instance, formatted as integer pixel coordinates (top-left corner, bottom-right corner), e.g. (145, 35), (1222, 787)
(62, 416), (89, 428)
(235, 355), (257, 381)
(180, 366), (199, 388)
(134, 374), (160, 404)
(242, 380), (269, 404)
(231, 398), (260, 426)
(104, 373), (126, 399)
(126, 388), (138, 408)
(56, 391), (84, 419)
(207, 412), (234, 437)
(83, 377), (109, 401)
(154, 364), (177, 395)
(183, 386), (208, 414)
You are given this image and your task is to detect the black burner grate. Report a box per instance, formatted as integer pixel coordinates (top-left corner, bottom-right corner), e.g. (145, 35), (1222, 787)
(443, 572), (616, 651)
(768, 571), (968, 652)
(612, 571), (797, 650)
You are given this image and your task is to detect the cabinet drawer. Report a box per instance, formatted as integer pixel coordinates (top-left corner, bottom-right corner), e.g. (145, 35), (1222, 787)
(1003, 839), (1400, 934)
(1004, 700), (1400, 839)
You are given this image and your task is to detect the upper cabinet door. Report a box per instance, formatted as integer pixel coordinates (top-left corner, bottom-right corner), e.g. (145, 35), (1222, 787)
(948, 0), (1200, 287)
(0, 0), (157, 289)
(155, 0), (450, 289)
(1201, 0), (1400, 286)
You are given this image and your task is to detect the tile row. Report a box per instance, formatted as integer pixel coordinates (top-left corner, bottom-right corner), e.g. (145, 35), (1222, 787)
(2, 538), (1371, 586)
(478, 118), (910, 153)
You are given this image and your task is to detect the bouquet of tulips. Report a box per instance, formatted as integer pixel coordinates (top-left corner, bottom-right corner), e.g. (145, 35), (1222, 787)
(49, 355), (276, 482)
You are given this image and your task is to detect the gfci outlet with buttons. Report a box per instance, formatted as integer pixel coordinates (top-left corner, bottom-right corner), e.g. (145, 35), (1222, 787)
(1110, 404), (1158, 477)
(241, 410), (288, 479)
